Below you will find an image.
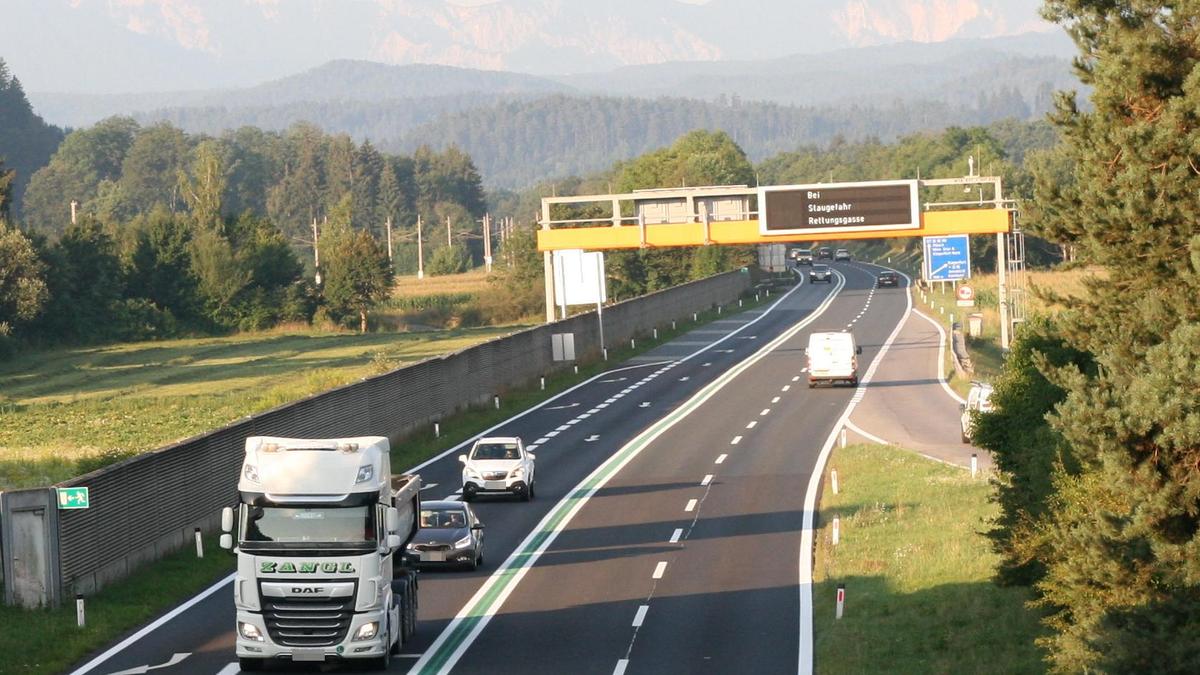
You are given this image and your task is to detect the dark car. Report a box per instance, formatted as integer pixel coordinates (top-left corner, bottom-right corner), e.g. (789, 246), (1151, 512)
(794, 248), (814, 265)
(405, 500), (485, 570)
(876, 271), (899, 287)
(817, 247), (833, 260)
(809, 264), (833, 283)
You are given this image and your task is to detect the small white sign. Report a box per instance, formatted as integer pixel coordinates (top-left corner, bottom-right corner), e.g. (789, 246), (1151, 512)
(553, 250), (606, 307)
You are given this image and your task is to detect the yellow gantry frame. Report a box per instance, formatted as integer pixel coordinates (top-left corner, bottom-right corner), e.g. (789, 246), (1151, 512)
(536, 208), (1012, 251)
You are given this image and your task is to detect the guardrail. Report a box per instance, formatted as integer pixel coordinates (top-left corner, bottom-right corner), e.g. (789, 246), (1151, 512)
(1, 270), (750, 606)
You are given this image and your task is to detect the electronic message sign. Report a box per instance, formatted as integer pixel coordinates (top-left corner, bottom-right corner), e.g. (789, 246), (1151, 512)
(759, 180), (919, 236)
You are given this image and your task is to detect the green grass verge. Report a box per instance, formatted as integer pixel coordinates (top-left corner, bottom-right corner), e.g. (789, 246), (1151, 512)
(1, 290), (777, 674)
(813, 444), (1046, 674)
(0, 534), (233, 675)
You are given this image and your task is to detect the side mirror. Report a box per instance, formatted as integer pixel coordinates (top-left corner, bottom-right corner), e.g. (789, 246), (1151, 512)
(221, 506), (234, 533)
(219, 533), (233, 550)
(856, 346), (863, 355)
(386, 534), (402, 550)
(959, 403), (967, 413)
(386, 506), (400, 534)
(527, 453), (536, 461)
(471, 523), (484, 530)
(458, 454), (468, 464)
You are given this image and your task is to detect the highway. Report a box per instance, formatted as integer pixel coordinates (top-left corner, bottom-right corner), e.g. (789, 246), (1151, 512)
(72, 259), (910, 675)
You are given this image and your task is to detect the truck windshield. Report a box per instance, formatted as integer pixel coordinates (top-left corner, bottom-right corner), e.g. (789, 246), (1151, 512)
(242, 505), (375, 547)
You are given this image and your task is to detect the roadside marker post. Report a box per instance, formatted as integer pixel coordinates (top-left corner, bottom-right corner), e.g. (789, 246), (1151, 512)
(718, 305), (722, 315)
(693, 312), (698, 322)
(434, 423), (440, 439)
(971, 453), (978, 479)
(603, 349), (608, 361)
(194, 527), (204, 558)
(77, 594), (86, 628)
(831, 469), (839, 495)
(494, 396), (501, 410)
(839, 427), (847, 448)
(671, 320), (676, 330)
(574, 365), (579, 375)
(540, 377), (545, 391)
(836, 584), (845, 619)
(832, 516), (840, 546)
(630, 339), (636, 350)
(653, 328), (658, 340)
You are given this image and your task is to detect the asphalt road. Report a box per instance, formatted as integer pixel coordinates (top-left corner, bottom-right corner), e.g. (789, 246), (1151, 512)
(72, 260), (908, 675)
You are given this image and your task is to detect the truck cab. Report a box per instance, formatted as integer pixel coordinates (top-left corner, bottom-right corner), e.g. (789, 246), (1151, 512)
(220, 436), (421, 671)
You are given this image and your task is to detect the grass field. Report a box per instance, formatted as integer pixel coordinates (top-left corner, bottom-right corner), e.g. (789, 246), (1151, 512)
(0, 324), (523, 489)
(813, 444), (1047, 673)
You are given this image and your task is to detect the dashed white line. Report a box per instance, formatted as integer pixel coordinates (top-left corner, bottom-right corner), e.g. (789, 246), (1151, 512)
(632, 605), (649, 627)
(746, 421), (757, 429)
(525, 445), (539, 452)
(545, 431), (559, 438)
(701, 474), (713, 486)
(702, 362), (712, 367)
(760, 408), (771, 416)
(669, 528), (683, 543)
(534, 437), (549, 444)
(614, 659), (630, 675)
(578, 413), (592, 419)
(801, 367), (809, 373)
(792, 376), (800, 382)
(782, 385), (791, 392)
(730, 436), (742, 445)
(605, 398), (617, 404)
(771, 396), (781, 403)
(652, 562), (668, 579)
(556, 424), (570, 431)
(596, 403), (609, 409)
(679, 376), (690, 382)
(685, 498), (698, 512)
(715, 454), (728, 464)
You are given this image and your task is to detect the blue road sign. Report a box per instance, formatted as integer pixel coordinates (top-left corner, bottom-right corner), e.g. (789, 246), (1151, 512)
(923, 235), (971, 282)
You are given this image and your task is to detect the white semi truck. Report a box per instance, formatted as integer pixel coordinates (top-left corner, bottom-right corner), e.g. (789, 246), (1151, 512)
(219, 435), (421, 671)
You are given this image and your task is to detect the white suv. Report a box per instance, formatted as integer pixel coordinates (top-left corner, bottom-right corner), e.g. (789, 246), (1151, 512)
(960, 382), (994, 443)
(460, 436), (536, 501)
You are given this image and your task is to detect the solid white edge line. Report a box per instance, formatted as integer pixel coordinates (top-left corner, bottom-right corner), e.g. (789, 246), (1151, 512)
(797, 266), (910, 675)
(69, 572), (235, 675)
(410, 275), (844, 675)
(843, 419), (891, 446)
(910, 308), (969, 405)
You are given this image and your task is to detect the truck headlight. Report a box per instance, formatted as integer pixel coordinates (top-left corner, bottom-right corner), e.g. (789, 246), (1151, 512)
(243, 464), (260, 484)
(355, 464), (374, 484)
(353, 621), (379, 641)
(239, 622), (264, 642)
(454, 534), (473, 549)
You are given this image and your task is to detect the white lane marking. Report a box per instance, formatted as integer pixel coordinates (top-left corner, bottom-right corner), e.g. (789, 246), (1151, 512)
(545, 402), (580, 410)
(746, 421), (757, 429)
(910, 308), (969, 405)
(652, 562), (668, 579)
(215, 665), (239, 675)
(702, 362), (712, 367)
(419, 483), (440, 491)
(669, 528), (683, 543)
(545, 431), (559, 438)
(701, 474), (713, 486)
(801, 367), (809, 373)
(578, 413), (592, 419)
(108, 653), (191, 675)
(68, 577), (231, 675)
(737, 335), (757, 340)
(760, 408), (771, 416)
(844, 419), (890, 445)
(566, 419), (580, 425)
(600, 377), (627, 383)
(730, 436), (742, 445)
(782, 385), (791, 392)
(685, 498), (698, 512)
(632, 605), (650, 627)
(771, 396), (781, 403)
(556, 424), (571, 431)
(398, 654), (425, 658)
(584, 435), (600, 442)
(614, 659), (630, 675)
(715, 454), (728, 464)
(639, 402), (651, 408)
(596, 403), (609, 409)
(798, 264), (910, 675)
(525, 446), (538, 453)
(715, 348), (734, 353)
(412, 274), (845, 675)
(606, 397), (618, 403)
(535, 437), (549, 444)
(679, 376), (690, 381)
(444, 494), (461, 502)
(792, 376), (800, 382)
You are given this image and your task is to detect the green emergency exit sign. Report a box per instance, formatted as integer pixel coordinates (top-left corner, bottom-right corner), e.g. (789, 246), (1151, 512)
(57, 487), (89, 509)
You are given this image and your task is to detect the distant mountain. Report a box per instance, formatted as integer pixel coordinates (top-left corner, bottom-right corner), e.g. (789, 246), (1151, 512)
(8, 0), (1056, 94)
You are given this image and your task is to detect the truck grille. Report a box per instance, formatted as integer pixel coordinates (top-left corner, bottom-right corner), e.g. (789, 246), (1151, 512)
(261, 584), (356, 647)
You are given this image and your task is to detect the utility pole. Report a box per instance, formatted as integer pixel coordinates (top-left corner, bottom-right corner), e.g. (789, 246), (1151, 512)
(385, 215), (393, 261)
(311, 217), (322, 286)
(416, 215), (425, 280)
(483, 213), (493, 273)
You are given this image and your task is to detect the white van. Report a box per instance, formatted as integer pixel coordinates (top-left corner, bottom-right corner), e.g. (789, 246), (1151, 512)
(960, 382), (994, 443)
(806, 331), (862, 387)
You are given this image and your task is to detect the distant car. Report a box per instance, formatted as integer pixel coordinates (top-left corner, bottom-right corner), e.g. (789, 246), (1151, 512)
(794, 248), (814, 265)
(876, 271), (899, 287)
(460, 436), (536, 501)
(834, 248), (851, 261)
(809, 264), (833, 283)
(960, 382), (994, 443)
(406, 500), (485, 570)
(817, 247), (833, 260)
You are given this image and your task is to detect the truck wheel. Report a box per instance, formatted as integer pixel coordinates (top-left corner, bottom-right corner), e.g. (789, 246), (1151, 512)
(238, 657), (265, 672)
(521, 485), (532, 502)
(405, 576), (418, 641)
(528, 480), (536, 499)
